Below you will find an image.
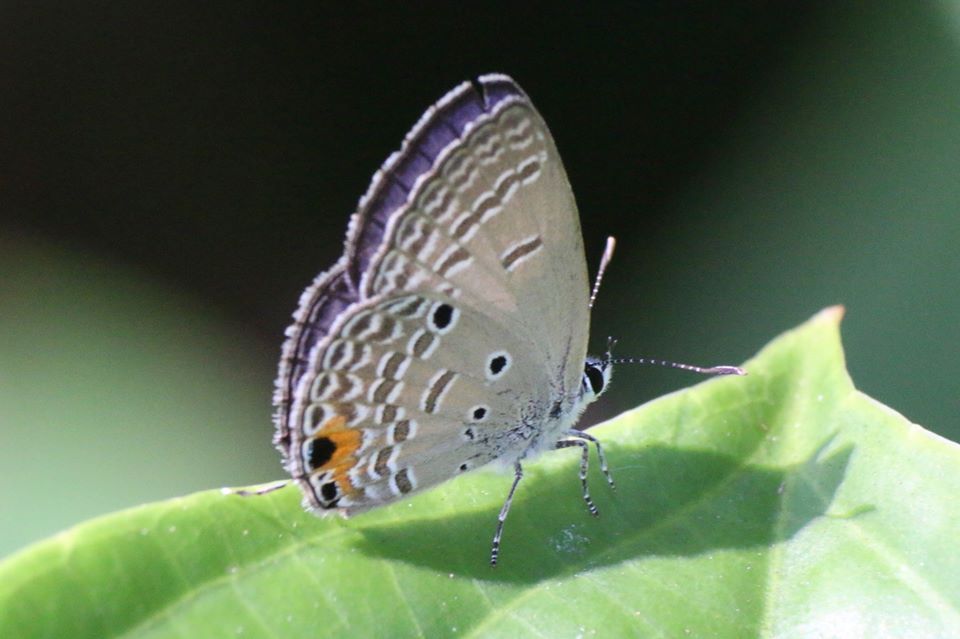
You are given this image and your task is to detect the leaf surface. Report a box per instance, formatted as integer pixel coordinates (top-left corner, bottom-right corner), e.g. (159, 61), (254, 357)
(2, 307), (957, 638)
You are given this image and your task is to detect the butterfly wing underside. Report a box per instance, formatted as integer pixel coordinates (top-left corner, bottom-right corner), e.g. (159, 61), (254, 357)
(274, 74), (590, 514)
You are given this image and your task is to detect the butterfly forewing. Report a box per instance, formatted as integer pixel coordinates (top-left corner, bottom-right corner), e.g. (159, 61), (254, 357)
(366, 96), (590, 391)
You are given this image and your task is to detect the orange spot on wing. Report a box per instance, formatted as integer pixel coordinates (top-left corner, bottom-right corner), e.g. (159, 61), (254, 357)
(317, 414), (348, 434)
(313, 415), (363, 496)
(334, 474), (359, 498)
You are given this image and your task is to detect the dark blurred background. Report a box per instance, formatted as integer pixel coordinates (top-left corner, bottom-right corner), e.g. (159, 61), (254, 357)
(3, 2), (959, 557)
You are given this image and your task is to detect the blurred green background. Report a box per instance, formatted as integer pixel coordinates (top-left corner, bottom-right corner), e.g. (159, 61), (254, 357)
(2, 2), (959, 558)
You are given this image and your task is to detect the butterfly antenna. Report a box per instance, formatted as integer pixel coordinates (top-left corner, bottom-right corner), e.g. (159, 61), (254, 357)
(589, 236), (617, 310)
(606, 355), (746, 377)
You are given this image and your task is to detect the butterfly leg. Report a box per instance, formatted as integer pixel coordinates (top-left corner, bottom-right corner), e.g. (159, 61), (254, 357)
(564, 429), (615, 489)
(556, 439), (599, 517)
(226, 480), (289, 497)
(490, 462), (524, 567)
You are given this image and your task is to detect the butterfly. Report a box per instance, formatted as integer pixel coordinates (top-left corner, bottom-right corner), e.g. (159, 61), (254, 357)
(259, 74), (744, 566)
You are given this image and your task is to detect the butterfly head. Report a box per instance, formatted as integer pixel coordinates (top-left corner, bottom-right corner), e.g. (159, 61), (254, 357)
(580, 355), (613, 405)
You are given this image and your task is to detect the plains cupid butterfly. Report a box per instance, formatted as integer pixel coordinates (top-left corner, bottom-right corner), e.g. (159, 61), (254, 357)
(239, 74), (744, 565)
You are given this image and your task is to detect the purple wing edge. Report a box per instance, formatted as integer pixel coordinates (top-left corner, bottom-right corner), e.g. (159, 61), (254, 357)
(272, 73), (528, 454)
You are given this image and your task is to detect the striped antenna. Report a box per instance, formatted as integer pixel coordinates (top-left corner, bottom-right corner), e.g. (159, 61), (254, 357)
(607, 355), (745, 377)
(589, 236), (617, 310)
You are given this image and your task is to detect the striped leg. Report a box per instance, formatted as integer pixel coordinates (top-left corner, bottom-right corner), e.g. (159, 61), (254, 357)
(556, 439), (599, 516)
(490, 462), (524, 567)
(564, 429), (615, 489)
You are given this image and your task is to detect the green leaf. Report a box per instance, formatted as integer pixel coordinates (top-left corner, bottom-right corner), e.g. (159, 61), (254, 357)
(2, 307), (958, 638)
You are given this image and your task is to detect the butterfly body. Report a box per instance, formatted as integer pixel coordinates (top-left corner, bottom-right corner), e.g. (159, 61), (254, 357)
(262, 74), (747, 564)
(273, 75), (603, 522)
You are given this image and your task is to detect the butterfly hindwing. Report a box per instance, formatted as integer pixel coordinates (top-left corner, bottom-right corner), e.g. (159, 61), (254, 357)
(285, 293), (549, 514)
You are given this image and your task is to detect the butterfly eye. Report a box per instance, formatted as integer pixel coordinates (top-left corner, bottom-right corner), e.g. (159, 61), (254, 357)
(585, 364), (605, 395)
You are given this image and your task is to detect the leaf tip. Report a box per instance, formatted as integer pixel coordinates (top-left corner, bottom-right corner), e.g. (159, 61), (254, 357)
(817, 305), (846, 325)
